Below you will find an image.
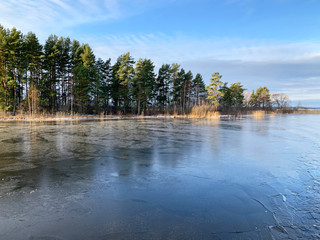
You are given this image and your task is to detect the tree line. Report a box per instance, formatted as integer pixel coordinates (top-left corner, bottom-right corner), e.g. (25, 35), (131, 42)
(0, 26), (289, 115)
(205, 72), (289, 112)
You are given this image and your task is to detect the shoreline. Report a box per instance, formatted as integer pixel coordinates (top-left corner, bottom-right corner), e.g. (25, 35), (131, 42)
(0, 109), (319, 122)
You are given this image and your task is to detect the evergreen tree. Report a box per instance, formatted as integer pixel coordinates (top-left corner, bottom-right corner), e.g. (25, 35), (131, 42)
(170, 63), (180, 113)
(56, 37), (71, 111)
(206, 72), (223, 110)
(93, 58), (112, 113)
(73, 64), (90, 113)
(111, 60), (121, 113)
(219, 82), (245, 110)
(229, 82), (245, 108)
(72, 44), (95, 113)
(133, 58), (155, 114)
(115, 52), (135, 113)
(249, 86), (271, 109)
(43, 35), (60, 112)
(71, 40), (81, 67)
(219, 82), (232, 109)
(249, 90), (258, 108)
(192, 73), (206, 106)
(24, 32), (43, 114)
(5, 27), (24, 112)
(156, 64), (172, 113)
(0, 25), (9, 110)
(256, 86), (271, 109)
(182, 70), (193, 114)
(80, 44), (95, 68)
(173, 68), (185, 112)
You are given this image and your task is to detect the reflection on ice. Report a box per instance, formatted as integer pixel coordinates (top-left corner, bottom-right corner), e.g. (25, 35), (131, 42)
(0, 115), (320, 239)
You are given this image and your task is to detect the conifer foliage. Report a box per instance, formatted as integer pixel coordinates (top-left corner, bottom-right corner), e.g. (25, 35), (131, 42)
(0, 26), (288, 115)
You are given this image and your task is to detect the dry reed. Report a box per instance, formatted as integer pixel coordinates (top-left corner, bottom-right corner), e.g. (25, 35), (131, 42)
(293, 109), (320, 114)
(188, 105), (220, 119)
(252, 110), (266, 119)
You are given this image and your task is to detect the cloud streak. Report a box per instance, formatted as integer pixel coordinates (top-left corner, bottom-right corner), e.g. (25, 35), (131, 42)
(0, 0), (164, 40)
(90, 33), (320, 62)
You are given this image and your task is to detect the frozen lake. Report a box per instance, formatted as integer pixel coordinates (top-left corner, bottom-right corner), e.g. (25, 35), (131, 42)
(0, 115), (320, 239)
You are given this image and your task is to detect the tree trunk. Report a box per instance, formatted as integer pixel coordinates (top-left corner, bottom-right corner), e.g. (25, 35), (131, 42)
(137, 98), (141, 115)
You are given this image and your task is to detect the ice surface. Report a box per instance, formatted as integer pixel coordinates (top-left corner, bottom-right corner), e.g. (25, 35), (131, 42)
(0, 115), (320, 239)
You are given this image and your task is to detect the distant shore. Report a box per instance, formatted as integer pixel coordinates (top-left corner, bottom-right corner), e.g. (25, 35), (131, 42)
(0, 109), (319, 122)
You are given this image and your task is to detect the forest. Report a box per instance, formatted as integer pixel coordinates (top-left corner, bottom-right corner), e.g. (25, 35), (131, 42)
(0, 26), (289, 116)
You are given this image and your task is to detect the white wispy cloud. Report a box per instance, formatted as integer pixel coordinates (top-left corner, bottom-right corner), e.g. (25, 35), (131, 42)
(0, 0), (164, 40)
(89, 32), (320, 62)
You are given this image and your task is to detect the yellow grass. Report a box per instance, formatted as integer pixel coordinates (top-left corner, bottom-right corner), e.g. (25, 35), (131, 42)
(293, 109), (320, 114)
(188, 105), (220, 119)
(252, 110), (266, 119)
(0, 112), (91, 122)
(1, 107), (319, 122)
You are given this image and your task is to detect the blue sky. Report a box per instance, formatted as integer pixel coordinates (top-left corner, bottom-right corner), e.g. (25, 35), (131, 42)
(1, 0), (320, 106)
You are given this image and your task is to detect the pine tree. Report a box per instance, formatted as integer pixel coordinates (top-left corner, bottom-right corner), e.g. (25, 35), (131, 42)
(156, 64), (172, 113)
(111, 60), (121, 113)
(206, 72), (224, 110)
(255, 86), (271, 109)
(5, 28), (24, 113)
(55, 37), (71, 111)
(133, 58), (155, 114)
(182, 70), (193, 114)
(115, 52), (135, 114)
(0, 25), (9, 110)
(192, 73), (206, 106)
(170, 63), (180, 113)
(92, 58), (112, 113)
(43, 35), (60, 112)
(229, 82), (245, 108)
(24, 32), (43, 114)
(72, 43), (95, 113)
